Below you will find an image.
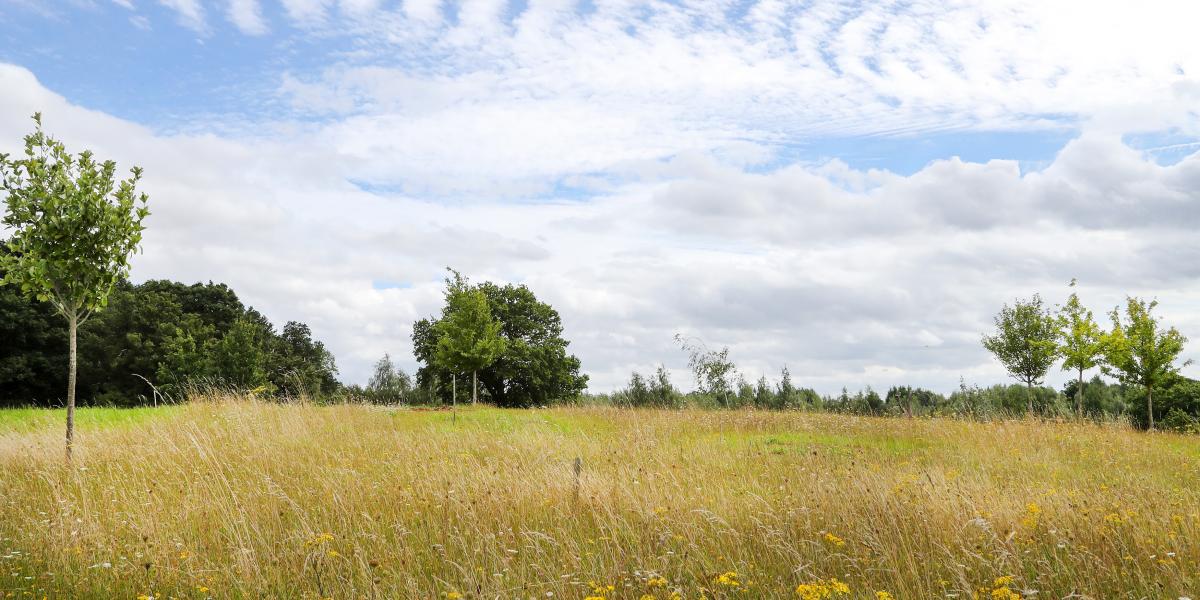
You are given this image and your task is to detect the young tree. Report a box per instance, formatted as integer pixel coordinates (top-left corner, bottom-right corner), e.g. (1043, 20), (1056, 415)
(675, 334), (736, 406)
(1056, 284), (1103, 416)
(0, 114), (149, 458)
(434, 271), (506, 405)
(981, 294), (1059, 414)
(1101, 297), (1191, 430)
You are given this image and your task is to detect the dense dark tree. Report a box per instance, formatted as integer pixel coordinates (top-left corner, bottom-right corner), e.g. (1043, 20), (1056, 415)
(270, 321), (339, 397)
(414, 277), (587, 407)
(0, 270), (65, 404)
(0, 275), (339, 406)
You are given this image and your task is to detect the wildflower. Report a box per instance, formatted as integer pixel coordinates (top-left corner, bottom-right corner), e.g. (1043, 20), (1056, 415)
(647, 576), (668, 588)
(640, 596), (657, 600)
(326, 550), (340, 558)
(714, 571), (740, 586)
(1021, 503), (1041, 530)
(304, 533), (334, 548)
(444, 593), (463, 600)
(876, 592), (895, 600)
(823, 532), (846, 547)
(794, 578), (850, 600)
(195, 586), (209, 594)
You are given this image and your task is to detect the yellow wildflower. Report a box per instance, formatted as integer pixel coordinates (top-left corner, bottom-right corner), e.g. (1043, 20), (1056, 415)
(795, 578), (850, 600)
(714, 571), (740, 586)
(823, 532), (846, 547)
(875, 591), (895, 600)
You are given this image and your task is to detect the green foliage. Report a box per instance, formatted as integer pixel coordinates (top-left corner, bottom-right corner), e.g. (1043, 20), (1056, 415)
(0, 278), (339, 406)
(271, 321), (340, 398)
(1057, 284), (1104, 414)
(675, 334), (737, 406)
(884, 386), (945, 416)
(364, 354), (412, 403)
(982, 294), (1060, 391)
(1062, 376), (1128, 417)
(413, 273), (587, 407)
(432, 270), (506, 402)
(0, 113), (149, 321)
(945, 381), (1066, 417)
(0, 259), (64, 403)
(1101, 297), (1191, 429)
(612, 366), (684, 408)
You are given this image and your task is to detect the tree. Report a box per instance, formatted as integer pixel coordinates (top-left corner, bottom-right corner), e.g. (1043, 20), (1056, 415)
(271, 321), (339, 398)
(1101, 297), (1190, 430)
(648, 365), (681, 408)
(0, 114), (149, 457)
(981, 294), (1059, 414)
(414, 276), (587, 408)
(366, 354), (411, 403)
(675, 334), (737, 406)
(0, 252), (65, 405)
(433, 271), (506, 405)
(209, 318), (273, 393)
(1056, 284), (1103, 416)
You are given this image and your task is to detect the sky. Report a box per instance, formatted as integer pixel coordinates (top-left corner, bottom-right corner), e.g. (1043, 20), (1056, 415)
(1, 0), (1199, 394)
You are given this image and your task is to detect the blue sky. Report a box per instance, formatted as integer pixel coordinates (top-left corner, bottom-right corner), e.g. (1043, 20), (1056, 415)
(1, 0), (1198, 392)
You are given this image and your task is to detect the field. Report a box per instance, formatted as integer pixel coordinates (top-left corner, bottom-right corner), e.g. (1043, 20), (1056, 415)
(1, 399), (1199, 599)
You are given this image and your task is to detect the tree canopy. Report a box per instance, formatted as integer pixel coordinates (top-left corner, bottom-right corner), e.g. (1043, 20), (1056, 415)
(413, 274), (587, 407)
(1101, 297), (1190, 429)
(981, 294), (1059, 412)
(1057, 285), (1103, 415)
(432, 270), (506, 404)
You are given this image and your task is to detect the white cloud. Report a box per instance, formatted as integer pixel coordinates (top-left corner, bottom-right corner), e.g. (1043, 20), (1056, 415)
(279, 0), (333, 24)
(156, 0), (206, 32)
(3, 1), (1200, 395)
(227, 0), (268, 35)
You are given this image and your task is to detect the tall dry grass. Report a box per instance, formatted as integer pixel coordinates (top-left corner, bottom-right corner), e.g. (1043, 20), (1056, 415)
(1, 398), (1198, 598)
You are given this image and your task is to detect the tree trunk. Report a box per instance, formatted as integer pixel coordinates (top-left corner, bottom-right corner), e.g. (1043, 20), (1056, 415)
(1026, 381), (1033, 415)
(1147, 385), (1154, 431)
(1076, 368), (1084, 417)
(66, 311), (78, 462)
(452, 375), (456, 408)
(472, 370), (478, 405)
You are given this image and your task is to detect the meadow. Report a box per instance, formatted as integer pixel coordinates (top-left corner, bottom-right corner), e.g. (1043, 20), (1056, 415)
(1, 398), (1198, 599)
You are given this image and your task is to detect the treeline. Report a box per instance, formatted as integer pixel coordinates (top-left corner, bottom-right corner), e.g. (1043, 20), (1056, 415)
(591, 366), (1200, 432)
(589, 284), (1198, 432)
(0, 275), (339, 407)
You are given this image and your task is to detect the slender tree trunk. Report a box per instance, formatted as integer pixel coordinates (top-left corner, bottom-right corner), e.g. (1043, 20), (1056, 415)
(452, 375), (456, 408)
(472, 370), (478, 405)
(66, 311), (78, 462)
(1077, 368), (1084, 418)
(1026, 381), (1033, 415)
(1147, 384), (1154, 431)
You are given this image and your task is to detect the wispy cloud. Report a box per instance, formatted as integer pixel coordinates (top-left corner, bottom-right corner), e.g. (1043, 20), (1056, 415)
(157, 0), (206, 32)
(227, 0), (268, 34)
